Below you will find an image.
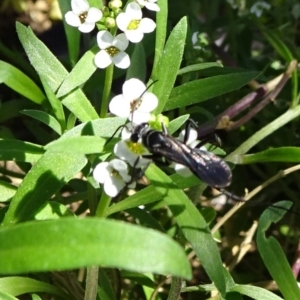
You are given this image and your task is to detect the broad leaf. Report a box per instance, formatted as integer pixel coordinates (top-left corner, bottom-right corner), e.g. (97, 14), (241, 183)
(0, 218), (191, 279)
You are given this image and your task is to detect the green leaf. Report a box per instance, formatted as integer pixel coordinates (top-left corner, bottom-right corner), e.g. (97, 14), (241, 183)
(168, 114), (190, 134)
(105, 186), (162, 217)
(151, 0), (168, 79)
(239, 147), (300, 164)
(256, 201), (300, 300)
(0, 181), (17, 202)
(145, 164), (228, 296)
(0, 291), (18, 300)
(45, 136), (106, 154)
(16, 22), (98, 122)
(153, 17), (187, 112)
(98, 269), (117, 300)
(177, 62), (223, 76)
(0, 60), (45, 104)
(56, 45), (98, 98)
(60, 117), (127, 139)
(229, 284), (283, 300)
(0, 218), (192, 279)
(0, 277), (69, 299)
(0, 139), (44, 163)
(261, 30), (293, 62)
(126, 43), (146, 82)
(2, 152), (87, 225)
(164, 71), (259, 111)
(40, 77), (66, 131)
(21, 110), (62, 135)
(35, 201), (74, 220)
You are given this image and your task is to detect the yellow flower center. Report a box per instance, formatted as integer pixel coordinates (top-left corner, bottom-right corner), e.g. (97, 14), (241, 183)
(105, 46), (120, 57)
(127, 19), (140, 30)
(79, 11), (88, 24)
(126, 141), (146, 155)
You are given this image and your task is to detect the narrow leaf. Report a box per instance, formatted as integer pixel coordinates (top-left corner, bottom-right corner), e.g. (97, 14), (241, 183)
(256, 201), (300, 300)
(21, 110), (62, 135)
(0, 181), (17, 202)
(177, 62), (223, 75)
(0, 277), (69, 299)
(2, 152), (87, 225)
(57, 45), (98, 98)
(45, 136), (106, 154)
(229, 284), (283, 300)
(164, 72), (259, 111)
(145, 165), (227, 296)
(240, 147), (300, 164)
(0, 139), (44, 163)
(40, 77), (66, 131)
(0, 60), (45, 104)
(0, 218), (191, 279)
(153, 17), (187, 112)
(16, 22), (98, 122)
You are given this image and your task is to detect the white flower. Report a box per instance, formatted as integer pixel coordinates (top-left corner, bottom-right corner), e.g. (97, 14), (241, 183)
(93, 159), (135, 197)
(136, 0), (160, 12)
(116, 2), (156, 43)
(94, 31), (130, 69)
(109, 78), (158, 124)
(64, 0), (102, 33)
(250, 1), (271, 18)
(114, 138), (151, 168)
(173, 128), (206, 177)
(192, 31), (201, 50)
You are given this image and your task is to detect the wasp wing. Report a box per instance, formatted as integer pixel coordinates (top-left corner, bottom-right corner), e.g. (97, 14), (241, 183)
(189, 149), (232, 188)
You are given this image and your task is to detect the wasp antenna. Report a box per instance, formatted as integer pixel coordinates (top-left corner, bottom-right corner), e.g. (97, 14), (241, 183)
(105, 124), (127, 146)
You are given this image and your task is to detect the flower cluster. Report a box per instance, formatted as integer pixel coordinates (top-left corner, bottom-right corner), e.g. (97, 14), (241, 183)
(64, 0), (161, 196)
(65, 0), (159, 69)
(93, 78), (158, 197)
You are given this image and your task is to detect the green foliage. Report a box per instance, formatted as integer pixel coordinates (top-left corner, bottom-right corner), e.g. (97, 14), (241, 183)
(0, 0), (299, 299)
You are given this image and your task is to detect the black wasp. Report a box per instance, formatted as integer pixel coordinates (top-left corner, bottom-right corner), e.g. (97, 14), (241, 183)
(130, 119), (232, 189)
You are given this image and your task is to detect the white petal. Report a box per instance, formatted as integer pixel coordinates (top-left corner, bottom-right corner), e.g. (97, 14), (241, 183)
(109, 94), (131, 117)
(110, 159), (128, 172)
(116, 12), (130, 31)
(192, 31), (199, 45)
(86, 7), (102, 22)
(123, 78), (146, 100)
(130, 111), (151, 124)
(94, 50), (112, 68)
(113, 33), (129, 51)
(65, 11), (81, 27)
(179, 128), (198, 145)
(71, 0), (89, 14)
(78, 22), (95, 33)
(104, 176), (125, 197)
(93, 162), (110, 184)
(138, 92), (158, 112)
(139, 18), (156, 33)
(114, 141), (140, 166)
(126, 2), (142, 19)
(121, 125), (133, 140)
(144, 2), (160, 11)
(125, 30), (144, 43)
(113, 52), (130, 69)
(97, 30), (113, 49)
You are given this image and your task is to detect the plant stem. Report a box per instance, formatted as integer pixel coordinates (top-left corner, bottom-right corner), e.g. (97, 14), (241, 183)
(96, 192), (112, 218)
(84, 266), (99, 300)
(167, 277), (183, 300)
(100, 63), (114, 118)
